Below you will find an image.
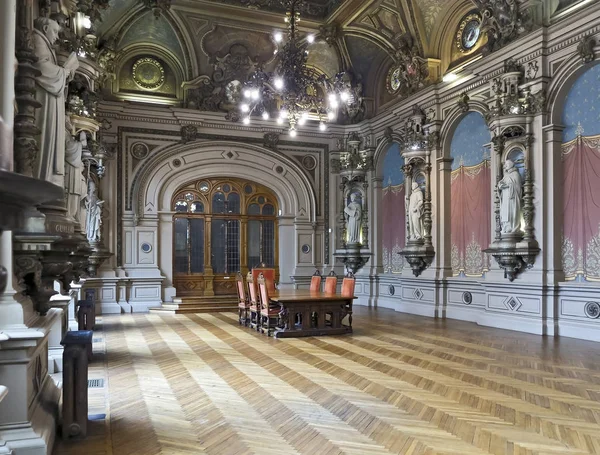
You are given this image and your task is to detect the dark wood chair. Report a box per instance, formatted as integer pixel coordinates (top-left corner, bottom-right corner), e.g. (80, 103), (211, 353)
(310, 270), (322, 292)
(324, 270), (338, 294)
(257, 273), (280, 336)
(236, 272), (250, 326)
(247, 271), (260, 330)
(251, 266), (276, 294)
(340, 272), (356, 327)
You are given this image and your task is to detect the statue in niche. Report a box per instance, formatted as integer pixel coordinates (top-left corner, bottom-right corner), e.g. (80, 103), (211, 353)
(408, 182), (424, 240)
(64, 121), (87, 224)
(32, 17), (79, 186)
(85, 179), (104, 243)
(344, 193), (363, 244)
(498, 159), (522, 234)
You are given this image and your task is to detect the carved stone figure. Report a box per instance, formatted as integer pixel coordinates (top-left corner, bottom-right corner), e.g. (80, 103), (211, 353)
(408, 182), (424, 240)
(344, 193), (362, 244)
(32, 17), (79, 187)
(498, 159), (522, 234)
(64, 122), (87, 224)
(85, 179), (103, 243)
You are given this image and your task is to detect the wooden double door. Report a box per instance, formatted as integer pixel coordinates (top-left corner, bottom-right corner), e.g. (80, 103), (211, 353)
(172, 177), (279, 297)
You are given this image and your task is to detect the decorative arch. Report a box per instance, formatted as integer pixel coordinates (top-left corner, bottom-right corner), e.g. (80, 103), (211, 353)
(440, 100), (490, 157)
(548, 53), (600, 126)
(132, 141), (317, 223)
(445, 110), (492, 277)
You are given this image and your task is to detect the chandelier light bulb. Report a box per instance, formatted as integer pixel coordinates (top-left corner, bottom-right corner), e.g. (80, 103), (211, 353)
(262, 112), (270, 120)
(330, 100), (339, 109)
(274, 78), (284, 90)
(243, 117), (250, 125)
(243, 89), (251, 98)
(274, 32), (283, 42)
(277, 117), (284, 125)
(307, 34), (315, 43)
(241, 104), (249, 113)
(301, 112), (309, 120)
(319, 122), (327, 131)
(328, 93), (337, 103)
(340, 91), (349, 102)
(290, 129), (297, 137)
(327, 111), (335, 120)
(82, 16), (92, 29)
(251, 90), (260, 100)
(298, 117), (306, 126)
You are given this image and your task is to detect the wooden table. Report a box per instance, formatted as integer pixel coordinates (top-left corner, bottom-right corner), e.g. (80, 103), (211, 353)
(269, 290), (355, 338)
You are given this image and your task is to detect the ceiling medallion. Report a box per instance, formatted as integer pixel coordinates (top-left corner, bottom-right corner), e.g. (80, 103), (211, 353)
(456, 13), (482, 53)
(386, 66), (402, 95)
(132, 57), (165, 91)
(237, 0), (363, 137)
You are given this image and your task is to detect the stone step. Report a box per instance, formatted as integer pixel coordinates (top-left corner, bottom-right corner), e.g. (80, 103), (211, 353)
(150, 294), (239, 314)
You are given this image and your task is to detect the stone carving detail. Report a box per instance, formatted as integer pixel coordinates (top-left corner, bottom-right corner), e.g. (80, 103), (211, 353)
(186, 44), (259, 113)
(344, 193), (363, 245)
(474, 0), (533, 54)
(180, 125), (198, 144)
(387, 33), (429, 97)
(85, 179), (104, 243)
(457, 92), (470, 113)
(408, 182), (423, 240)
(577, 36), (596, 64)
(462, 292), (473, 305)
(497, 159), (522, 234)
(263, 132), (280, 151)
(32, 17), (79, 186)
(131, 142), (150, 160)
(64, 126), (87, 224)
(584, 301), (600, 319)
(301, 155), (317, 171)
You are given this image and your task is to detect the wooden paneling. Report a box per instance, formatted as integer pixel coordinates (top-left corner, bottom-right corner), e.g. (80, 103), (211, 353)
(55, 307), (600, 455)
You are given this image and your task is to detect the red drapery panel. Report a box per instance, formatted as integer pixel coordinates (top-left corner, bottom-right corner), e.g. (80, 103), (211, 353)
(382, 185), (406, 273)
(562, 136), (600, 280)
(450, 161), (491, 276)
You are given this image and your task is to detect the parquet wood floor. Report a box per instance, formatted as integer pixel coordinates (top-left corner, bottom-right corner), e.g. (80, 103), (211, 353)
(53, 307), (600, 455)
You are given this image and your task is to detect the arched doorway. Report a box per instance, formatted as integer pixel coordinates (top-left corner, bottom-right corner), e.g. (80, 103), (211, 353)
(171, 177), (279, 297)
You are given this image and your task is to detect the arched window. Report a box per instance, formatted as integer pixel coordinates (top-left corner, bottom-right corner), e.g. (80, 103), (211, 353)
(171, 179), (279, 296)
(381, 143), (406, 273)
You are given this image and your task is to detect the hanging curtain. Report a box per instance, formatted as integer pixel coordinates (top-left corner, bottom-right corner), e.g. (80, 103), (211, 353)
(562, 135), (600, 280)
(382, 184), (406, 273)
(450, 160), (491, 276)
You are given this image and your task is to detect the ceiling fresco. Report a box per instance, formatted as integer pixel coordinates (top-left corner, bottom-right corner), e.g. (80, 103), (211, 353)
(205, 0), (345, 19)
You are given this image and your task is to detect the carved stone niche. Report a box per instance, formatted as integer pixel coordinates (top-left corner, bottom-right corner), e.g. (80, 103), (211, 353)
(399, 107), (436, 277)
(484, 60), (541, 281)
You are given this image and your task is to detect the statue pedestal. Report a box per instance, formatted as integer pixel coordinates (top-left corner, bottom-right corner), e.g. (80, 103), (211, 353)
(334, 244), (370, 275)
(400, 239), (435, 277)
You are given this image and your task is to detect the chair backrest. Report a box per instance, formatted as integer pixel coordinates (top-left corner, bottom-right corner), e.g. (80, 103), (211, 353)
(324, 271), (337, 294)
(247, 271), (258, 305)
(341, 273), (356, 297)
(252, 267), (276, 293)
(236, 272), (247, 304)
(257, 273), (270, 310)
(310, 270), (322, 292)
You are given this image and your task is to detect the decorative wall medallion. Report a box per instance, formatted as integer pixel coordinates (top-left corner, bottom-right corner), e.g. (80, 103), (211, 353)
(413, 288), (423, 300)
(456, 13), (482, 53)
(388, 284), (395, 296)
(505, 296), (521, 311)
(302, 155), (317, 171)
(172, 159), (182, 167)
(584, 301), (600, 319)
(131, 142), (149, 160)
(301, 244), (311, 254)
(141, 242), (152, 254)
(132, 57), (165, 90)
(462, 291), (473, 305)
(275, 165), (284, 174)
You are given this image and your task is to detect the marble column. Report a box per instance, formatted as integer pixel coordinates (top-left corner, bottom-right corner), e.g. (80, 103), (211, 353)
(0, 0), (16, 172)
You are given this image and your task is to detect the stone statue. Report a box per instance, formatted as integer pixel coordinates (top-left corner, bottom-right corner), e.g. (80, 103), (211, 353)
(64, 121), (87, 224)
(344, 193), (362, 244)
(408, 182), (424, 240)
(498, 159), (522, 234)
(85, 179), (104, 243)
(32, 17), (79, 187)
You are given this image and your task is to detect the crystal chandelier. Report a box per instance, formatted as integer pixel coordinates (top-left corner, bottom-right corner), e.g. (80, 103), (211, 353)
(238, 0), (357, 136)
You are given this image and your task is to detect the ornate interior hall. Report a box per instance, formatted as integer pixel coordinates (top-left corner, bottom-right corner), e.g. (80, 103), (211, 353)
(1, 0), (600, 454)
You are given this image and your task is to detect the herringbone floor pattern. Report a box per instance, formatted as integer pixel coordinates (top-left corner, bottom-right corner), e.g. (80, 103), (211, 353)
(54, 307), (600, 455)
